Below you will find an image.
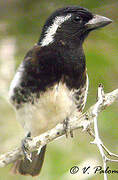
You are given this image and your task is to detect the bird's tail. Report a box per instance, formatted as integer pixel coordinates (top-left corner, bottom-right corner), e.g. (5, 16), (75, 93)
(12, 145), (46, 176)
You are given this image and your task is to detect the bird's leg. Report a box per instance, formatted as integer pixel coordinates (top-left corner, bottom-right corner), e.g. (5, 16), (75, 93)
(21, 132), (32, 162)
(63, 117), (73, 138)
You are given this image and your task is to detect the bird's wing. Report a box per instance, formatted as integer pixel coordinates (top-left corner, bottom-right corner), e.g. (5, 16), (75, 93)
(9, 45), (62, 109)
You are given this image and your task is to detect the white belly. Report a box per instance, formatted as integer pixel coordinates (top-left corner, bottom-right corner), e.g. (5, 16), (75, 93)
(16, 83), (77, 136)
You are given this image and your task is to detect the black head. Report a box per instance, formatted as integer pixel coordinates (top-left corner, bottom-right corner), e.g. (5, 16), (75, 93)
(39, 6), (112, 47)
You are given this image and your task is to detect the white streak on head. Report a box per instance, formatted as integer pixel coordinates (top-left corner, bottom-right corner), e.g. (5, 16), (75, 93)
(40, 14), (71, 47)
(9, 63), (24, 102)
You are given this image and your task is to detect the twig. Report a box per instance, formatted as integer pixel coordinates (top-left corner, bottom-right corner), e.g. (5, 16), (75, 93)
(90, 84), (108, 180)
(102, 144), (118, 159)
(88, 84), (118, 180)
(87, 129), (118, 160)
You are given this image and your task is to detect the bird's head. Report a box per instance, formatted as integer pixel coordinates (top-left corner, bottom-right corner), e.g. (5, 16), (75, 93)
(39, 6), (112, 47)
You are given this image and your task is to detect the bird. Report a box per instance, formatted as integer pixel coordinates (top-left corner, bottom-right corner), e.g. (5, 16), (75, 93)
(9, 6), (112, 176)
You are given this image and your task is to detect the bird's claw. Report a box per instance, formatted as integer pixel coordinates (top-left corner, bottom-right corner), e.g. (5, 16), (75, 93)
(21, 132), (32, 162)
(63, 117), (73, 138)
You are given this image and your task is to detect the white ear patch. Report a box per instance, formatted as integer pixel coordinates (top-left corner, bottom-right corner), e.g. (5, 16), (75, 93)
(40, 14), (71, 47)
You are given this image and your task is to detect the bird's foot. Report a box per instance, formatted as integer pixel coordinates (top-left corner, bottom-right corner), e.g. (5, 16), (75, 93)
(63, 117), (73, 138)
(21, 132), (32, 162)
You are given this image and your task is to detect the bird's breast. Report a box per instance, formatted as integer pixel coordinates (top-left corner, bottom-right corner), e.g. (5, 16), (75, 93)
(16, 82), (77, 136)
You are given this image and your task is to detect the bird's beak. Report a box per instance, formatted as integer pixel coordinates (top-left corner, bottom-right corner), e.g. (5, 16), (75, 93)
(85, 15), (112, 30)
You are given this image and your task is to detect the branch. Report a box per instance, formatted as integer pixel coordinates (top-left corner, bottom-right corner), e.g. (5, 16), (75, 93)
(87, 85), (118, 180)
(0, 85), (118, 180)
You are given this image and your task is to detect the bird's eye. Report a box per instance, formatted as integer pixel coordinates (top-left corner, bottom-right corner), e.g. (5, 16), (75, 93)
(73, 16), (82, 23)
